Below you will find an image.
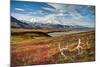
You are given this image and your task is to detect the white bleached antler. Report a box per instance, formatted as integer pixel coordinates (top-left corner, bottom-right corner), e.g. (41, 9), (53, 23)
(58, 42), (68, 59)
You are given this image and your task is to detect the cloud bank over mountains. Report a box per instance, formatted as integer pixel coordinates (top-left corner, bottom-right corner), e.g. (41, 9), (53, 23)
(11, 1), (95, 28)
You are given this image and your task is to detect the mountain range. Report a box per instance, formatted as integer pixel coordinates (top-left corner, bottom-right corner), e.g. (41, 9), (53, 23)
(11, 16), (92, 30)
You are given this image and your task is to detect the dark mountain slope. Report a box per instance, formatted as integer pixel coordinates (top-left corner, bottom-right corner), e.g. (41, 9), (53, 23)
(11, 16), (33, 29)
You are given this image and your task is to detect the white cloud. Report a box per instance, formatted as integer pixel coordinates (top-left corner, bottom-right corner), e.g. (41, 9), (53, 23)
(48, 3), (88, 23)
(48, 3), (83, 19)
(48, 3), (67, 9)
(11, 13), (32, 21)
(42, 7), (55, 11)
(15, 8), (25, 11)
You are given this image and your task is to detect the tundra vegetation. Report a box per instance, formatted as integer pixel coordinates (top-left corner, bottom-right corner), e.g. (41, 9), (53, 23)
(11, 28), (95, 66)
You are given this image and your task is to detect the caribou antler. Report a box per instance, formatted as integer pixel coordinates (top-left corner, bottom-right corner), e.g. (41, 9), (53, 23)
(58, 42), (68, 59)
(58, 38), (83, 58)
(76, 38), (83, 55)
(68, 38), (83, 55)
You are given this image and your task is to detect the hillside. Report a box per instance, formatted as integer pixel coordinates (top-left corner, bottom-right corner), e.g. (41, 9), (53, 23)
(11, 16), (33, 29)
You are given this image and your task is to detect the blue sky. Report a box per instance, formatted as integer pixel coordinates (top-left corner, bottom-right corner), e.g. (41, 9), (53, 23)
(11, 1), (95, 28)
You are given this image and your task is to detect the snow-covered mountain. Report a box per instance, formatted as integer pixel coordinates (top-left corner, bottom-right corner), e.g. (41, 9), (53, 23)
(11, 16), (93, 31)
(11, 13), (63, 25)
(11, 16), (72, 30)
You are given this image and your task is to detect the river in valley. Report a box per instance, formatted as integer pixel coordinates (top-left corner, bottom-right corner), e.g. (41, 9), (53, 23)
(48, 29), (94, 37)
